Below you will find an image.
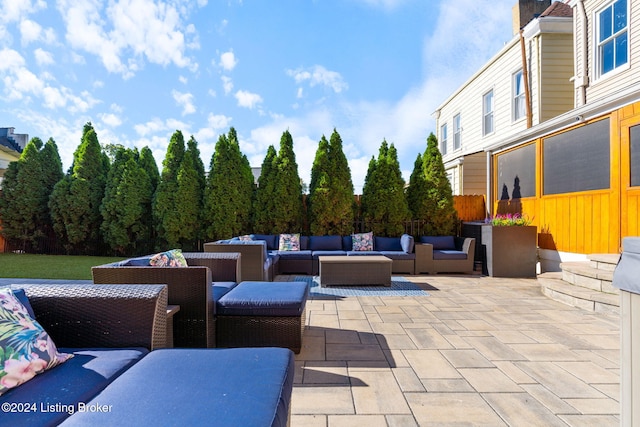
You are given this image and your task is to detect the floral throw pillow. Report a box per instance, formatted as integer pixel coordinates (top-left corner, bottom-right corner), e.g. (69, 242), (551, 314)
(149, 249), (188, 267)
(279, 233), (301, 251)
(0, 288), (73, 396)
(352, 232), (374, 251)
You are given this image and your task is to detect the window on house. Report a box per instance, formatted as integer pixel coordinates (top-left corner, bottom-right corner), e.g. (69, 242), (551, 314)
(440, 123), (448, 155)
(483, 90), (494, 136)
(597, 0), (628, 77)
(513, 70), (526, 121)
(453, 114), (461, 150)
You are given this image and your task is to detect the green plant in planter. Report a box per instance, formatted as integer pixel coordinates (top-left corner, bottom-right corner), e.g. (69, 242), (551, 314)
(488, 213), (532, 227)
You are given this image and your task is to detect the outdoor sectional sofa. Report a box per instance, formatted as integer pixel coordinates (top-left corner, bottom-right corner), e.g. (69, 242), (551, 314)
(92, 251), (308, 353)
(204, 233), (417, 280)
(0, 283), (294, 427)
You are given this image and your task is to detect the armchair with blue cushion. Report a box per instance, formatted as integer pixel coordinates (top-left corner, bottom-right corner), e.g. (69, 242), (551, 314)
(415, 236), (476, 274)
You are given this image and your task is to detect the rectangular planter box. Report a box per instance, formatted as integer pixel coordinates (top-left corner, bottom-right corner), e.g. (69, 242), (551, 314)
(481, 225), (537, 277)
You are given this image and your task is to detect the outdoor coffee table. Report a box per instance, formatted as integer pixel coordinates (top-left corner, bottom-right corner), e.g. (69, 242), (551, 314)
(319, 255), (392, 287)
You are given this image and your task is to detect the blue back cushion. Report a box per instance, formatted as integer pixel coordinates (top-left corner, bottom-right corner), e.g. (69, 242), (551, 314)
(401, 234), (415, 253)
(309, 235), (343, 251)
(342, 235), (352, 251)
(374, 236), (402, 251)
(251, 234), (278, 250)
(420, 236), (456, 250)
(299, 236), (309, 251)
(12, 288), (36, 319)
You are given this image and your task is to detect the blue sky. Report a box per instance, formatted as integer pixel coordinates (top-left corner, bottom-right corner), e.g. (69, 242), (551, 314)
(1, 0), (516, 192)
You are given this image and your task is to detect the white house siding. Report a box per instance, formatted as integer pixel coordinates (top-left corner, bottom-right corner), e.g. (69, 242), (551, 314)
(436, 37), (530, 186)
(581, 0), (640, 104)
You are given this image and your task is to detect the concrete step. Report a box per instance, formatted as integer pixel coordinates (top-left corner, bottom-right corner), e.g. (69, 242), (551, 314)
(588, 253), (620, 271)
(559, 261), (618, 294)
(538, 273), (619, 315)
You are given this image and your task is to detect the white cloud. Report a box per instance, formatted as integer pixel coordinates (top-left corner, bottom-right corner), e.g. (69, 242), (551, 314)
(134, 118), (167, 137)
(234, 90), (263, 109)
(100, 112), (123, 127)
(179, 75), (188, 84)
(56, 0), (196, 78)
(219, 50), (237, 71)
(221, 76), (233, 95)
(286, 65), (348, 94)
(34, 48), (54, 66)
(172, 90), (196, 115)
(207, 113), (232, 130)
(20, 19), (42, 45)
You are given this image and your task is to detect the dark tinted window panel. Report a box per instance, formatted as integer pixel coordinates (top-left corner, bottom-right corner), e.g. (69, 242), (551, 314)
(631, 125), (640, 187)
(497, 143), (536, 199)
(543, 119), (610, 195)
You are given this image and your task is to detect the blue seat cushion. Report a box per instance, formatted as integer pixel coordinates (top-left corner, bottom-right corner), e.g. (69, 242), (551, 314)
(421, 236), (456, 250)
(217, 281), (309, 316)
(212, 281), (238, 301)
(309, 235), (343, 251)
(312, 250), (347, 258)
(277, 250), (312, 260)
(375, 236), (402, 251)
(59, 348), (295, 427)
(0, 348), (147, 426)
(433, 250), (467, 260)
(379, 251), (416, 260)
(346, 251), (382, 256)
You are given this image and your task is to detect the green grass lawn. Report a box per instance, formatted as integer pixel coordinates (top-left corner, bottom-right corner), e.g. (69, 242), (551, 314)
(0, 253), (126, 280)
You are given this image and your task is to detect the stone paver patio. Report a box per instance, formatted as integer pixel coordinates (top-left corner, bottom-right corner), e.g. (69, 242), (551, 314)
(285, 274), (620, 426)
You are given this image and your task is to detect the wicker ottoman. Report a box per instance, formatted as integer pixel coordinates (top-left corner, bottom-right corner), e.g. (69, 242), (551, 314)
(319, 255), (392, 287)
(216, 281), (308, 353)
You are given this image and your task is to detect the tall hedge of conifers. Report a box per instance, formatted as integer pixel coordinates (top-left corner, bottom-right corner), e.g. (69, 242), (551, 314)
(0, 123), (457, 256)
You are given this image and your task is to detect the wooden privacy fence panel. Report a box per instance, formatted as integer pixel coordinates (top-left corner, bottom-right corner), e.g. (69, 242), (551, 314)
(453, 195), (486, 221)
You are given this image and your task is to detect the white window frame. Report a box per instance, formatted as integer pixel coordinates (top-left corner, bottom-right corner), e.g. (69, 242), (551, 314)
(482, 90), (494, 136)
(595, 0), (629, 80)
(453, 114), (461, 150)
(440, 123), (448, 155)
(513, 69), (526, 122)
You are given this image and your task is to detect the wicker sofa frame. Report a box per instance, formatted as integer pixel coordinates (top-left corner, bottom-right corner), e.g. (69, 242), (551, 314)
(204, 241), (273, 281)
(415, 237), (476, 274)
(10, 283), (168, 350)
(216, 309), (306, 353)
(92, 252), (241, 348)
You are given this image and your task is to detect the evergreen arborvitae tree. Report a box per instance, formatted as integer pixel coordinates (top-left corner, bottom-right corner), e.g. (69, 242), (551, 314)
(153, 130), (185, 249)
(422, 132), (457, 235)
(175, 136), (204, 249)
(360, 140), (410, 236)
(49, 123), (109, 254)
(327, 129), (355, 234)
(204, 128), (254, 240)
(101, 147), (152, 255)
(308, 129), (355, 235)
(406, 153), (430, 221)
(0, 160), (22, 248)
(252, 145), (278, 233)
(137, 146), (159, 253)
(0, 137), (63, 252)
(271, 130), (304, 234)
(308, 136), (332, 235)
(139, 146), (160, 192)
